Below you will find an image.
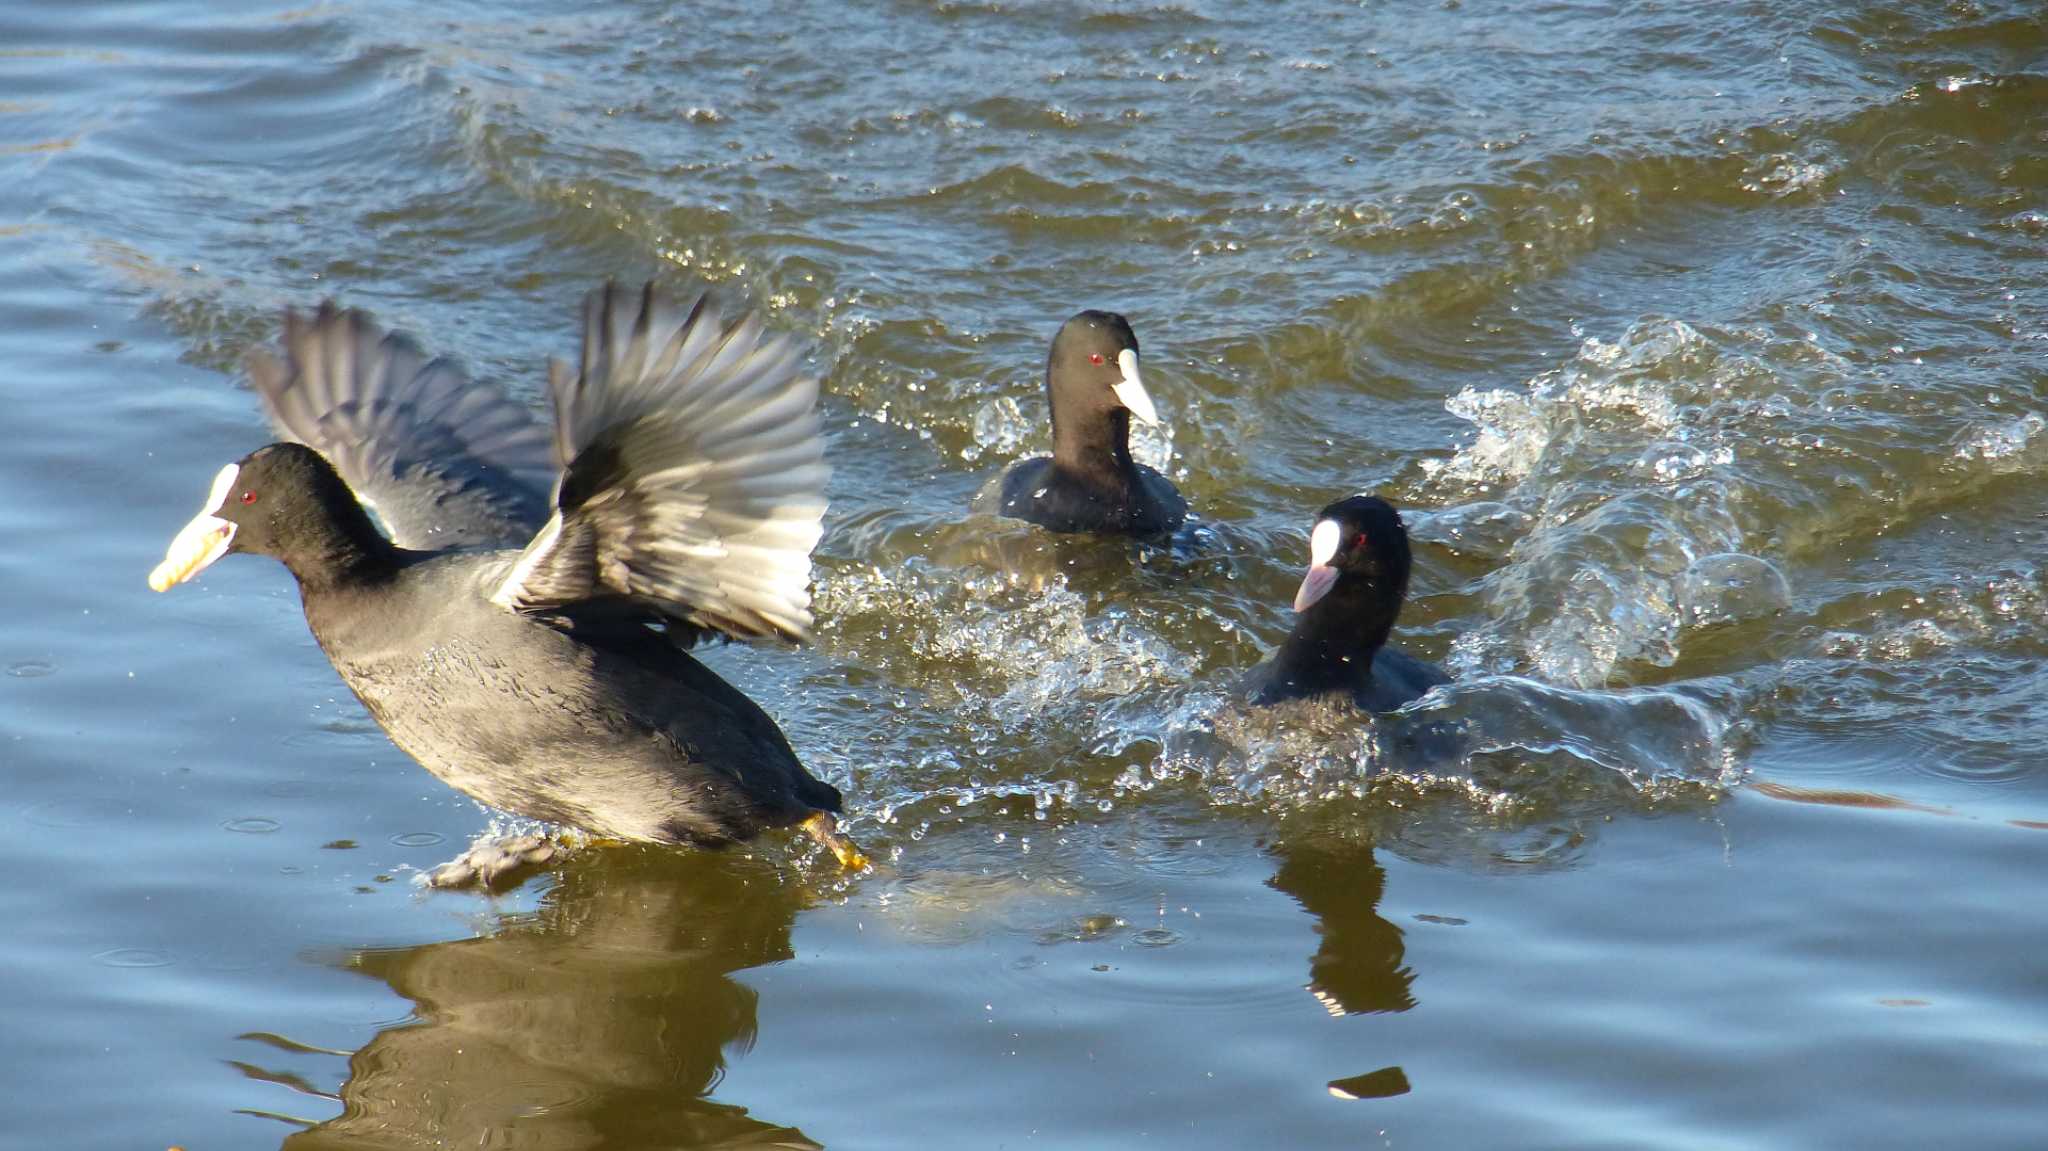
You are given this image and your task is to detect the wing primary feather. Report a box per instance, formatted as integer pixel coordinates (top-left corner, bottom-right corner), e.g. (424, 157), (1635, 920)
(247, 302), (555, 549)
(494, 283), (828, 644)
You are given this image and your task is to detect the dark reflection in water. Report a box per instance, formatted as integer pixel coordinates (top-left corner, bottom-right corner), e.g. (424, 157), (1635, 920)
(283, 851), (820, 1151)
(1268, 836), (1415, 1018)
(1267, 833), (1415, 1101)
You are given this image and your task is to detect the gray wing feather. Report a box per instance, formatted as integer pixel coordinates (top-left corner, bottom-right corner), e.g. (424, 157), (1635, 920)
(245, 303), (555, 549)
(492, 282), (829, 644)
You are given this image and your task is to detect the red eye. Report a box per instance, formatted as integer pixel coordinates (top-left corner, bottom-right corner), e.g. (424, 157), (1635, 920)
(1089, 352), (1105, 365)
(1354, 532), (1367, 549)
(240, 491), (258, 505)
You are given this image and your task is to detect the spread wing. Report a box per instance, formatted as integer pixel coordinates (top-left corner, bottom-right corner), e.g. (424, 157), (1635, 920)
(490, 282), (829, 645)
(245, 303), (555, 549)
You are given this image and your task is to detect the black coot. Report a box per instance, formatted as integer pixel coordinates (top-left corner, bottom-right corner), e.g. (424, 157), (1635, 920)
(1245, 495), (1449, 711)
(149, 283), (865, 882)
(983, 310), (1187, 536)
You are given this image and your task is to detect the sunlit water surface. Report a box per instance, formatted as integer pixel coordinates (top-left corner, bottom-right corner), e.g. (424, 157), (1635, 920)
(4, 1), (2046, 1147)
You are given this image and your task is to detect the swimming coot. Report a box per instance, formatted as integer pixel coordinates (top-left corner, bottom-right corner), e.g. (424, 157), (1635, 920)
(983, 310), (1187, 536)
(149, 283), (865, 882)
(1245, 495), (1449, 711)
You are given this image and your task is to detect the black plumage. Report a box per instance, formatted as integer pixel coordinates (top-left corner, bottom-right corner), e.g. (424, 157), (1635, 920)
(1245, 495), (1449, 711)
(150, 284), (861, 876)
(984, 310), (1187, 536)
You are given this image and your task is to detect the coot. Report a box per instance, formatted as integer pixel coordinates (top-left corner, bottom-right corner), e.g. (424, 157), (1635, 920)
(1245, 495), (1448, 711)
(149, 283), (864, 882)
(983, 310), (1187, 536)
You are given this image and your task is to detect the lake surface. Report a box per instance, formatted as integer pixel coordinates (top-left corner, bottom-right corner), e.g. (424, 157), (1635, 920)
(4, 1), (2046, 1146)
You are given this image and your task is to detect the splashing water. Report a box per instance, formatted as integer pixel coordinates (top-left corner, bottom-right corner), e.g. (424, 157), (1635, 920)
(1421, 318), (1791, 688)
(815, 558), (1193, 725)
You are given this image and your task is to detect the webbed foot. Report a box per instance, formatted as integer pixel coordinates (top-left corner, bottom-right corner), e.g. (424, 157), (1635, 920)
(800, 812), (869, 871)
(426, 832), (563, 889)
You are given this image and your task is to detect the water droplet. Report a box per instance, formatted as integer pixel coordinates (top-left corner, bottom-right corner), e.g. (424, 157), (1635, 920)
(1133, 927), (1181, 948)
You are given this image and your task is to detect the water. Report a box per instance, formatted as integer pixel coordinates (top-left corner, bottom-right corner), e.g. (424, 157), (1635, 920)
(4, 1), (2046, 1146)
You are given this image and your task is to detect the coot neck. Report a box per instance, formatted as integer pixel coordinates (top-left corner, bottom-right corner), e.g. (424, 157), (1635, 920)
(1051, 404), (1140, 493)
(1270, 586), (1398, 691)
(278, 499), (404, 593)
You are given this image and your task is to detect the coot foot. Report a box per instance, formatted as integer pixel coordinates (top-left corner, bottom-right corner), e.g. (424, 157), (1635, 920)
(426, 832), (565, 889)
(800, 812), (869, 871)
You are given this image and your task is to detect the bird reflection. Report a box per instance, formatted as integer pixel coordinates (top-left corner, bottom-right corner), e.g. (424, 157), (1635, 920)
(1266, 834), (1415, 1100)
(1268, 835), (1415, 1017)
(281, 850), (821, 1150)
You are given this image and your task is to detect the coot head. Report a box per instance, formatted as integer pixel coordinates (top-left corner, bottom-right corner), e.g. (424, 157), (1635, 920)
(149, 443), (378, 591)
(1292, 495), (1411, 622)
(1047, 309), (1157, 430)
